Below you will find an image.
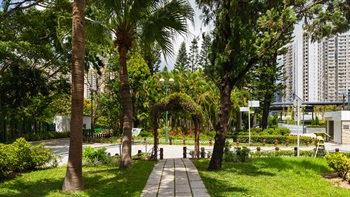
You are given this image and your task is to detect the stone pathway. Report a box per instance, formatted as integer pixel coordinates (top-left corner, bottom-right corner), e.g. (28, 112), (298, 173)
(141, 158), (210, 197)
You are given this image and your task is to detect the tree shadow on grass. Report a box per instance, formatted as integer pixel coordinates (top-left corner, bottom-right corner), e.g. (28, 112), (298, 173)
(1, 161), (155, 197)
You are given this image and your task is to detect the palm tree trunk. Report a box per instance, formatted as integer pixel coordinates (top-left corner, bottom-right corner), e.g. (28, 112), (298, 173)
(119, 46), (133, 169)
(62, 0), (85, 192)
(209, 73), (232, 170)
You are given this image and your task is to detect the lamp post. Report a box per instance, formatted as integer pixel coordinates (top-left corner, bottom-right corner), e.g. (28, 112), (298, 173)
(159, 78), (174, 144)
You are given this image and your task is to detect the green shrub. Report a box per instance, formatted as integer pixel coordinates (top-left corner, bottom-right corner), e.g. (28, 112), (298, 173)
(0, 138), (57, 178)
(139, 130), (153, 137)
(83, 146), (117, 165)
(325, 153), (350, 180)
(207, 131), (216, 138)
(236, 147), (250, 162)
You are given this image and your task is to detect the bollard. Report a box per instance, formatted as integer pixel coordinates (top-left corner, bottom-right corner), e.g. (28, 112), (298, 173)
(100, 137), (103, 143)
(294, 147), (298, 156)
(138, 150), (142, 154)
(262, 139), (266, 147)
(335, 148), (340, 153)
(120, 138), (123, 144)
(306, 139), (309, 147)
(257, 147), (261, 152)
(183, 139), (186, 145)
(274, 139), (278, 147)
(275, 147), (280, 151)
(160, 148), (164, 160)
(285, 139), (289, 147)
(183, 147), (187, 158)
(209, 138), (212, 146)
(169, 138), (172, 145)
(144, 138), (147, 145)
(250, 140), (253, 146)
(110, 137), (113, 144)
(201, 147), (205, 158)
(236, 139), (240, 147)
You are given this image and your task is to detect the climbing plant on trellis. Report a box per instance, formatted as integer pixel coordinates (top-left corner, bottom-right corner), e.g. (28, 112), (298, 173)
(150, 92), (203, 160)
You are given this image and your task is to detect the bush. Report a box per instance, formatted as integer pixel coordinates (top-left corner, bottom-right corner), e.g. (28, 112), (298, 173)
(325, 153), (350, 180)
(0, 138), (57, 178)
(83, 146), (117, 165)
(139, 130), (153, 138)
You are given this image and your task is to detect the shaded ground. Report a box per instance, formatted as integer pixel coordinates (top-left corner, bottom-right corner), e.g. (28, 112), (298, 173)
(323, 172), (350, 190)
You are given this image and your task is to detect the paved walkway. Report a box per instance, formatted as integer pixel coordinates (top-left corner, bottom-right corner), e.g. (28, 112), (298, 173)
(141, 158), (210, 197)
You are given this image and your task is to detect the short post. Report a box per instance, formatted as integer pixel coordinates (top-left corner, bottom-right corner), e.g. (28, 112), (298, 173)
(249, 140), (253, 146)
(262, 139), (266, 147)
(274, 139), (278, 147)
(109, 137), (113, 144)
(209, 138), (212, 146)
(236, 139), (240, 147)
(169, 138), (172, 145)
(201, 147), (205, 158)
(183, 147), (187, 158)
(100, 137), (103, 143)
(285, 139), (289, 147)
(183, 139), (186, 145)
(257, 147), (261, 152)
(335, 148), (340, 153)
(275, 147), (280, 151)
(120, 137), (123, 144)
(144, 138), (147, 145)
(306, 139), (309, 147)
(294, 147), (298, 156)
(160, 148), (164, 160)
(138, 150), (142, 154)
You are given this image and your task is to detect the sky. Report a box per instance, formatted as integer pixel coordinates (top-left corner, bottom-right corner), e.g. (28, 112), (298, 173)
(160, 0), (213, 70)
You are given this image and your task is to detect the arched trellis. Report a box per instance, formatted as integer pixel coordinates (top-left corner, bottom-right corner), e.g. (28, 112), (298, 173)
(150, 92), (203, 160)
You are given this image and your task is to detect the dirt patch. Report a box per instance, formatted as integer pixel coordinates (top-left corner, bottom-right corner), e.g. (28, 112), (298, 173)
(323, 173), (350, 189)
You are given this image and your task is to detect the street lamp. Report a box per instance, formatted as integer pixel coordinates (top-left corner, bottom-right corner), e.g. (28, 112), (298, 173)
(339, 90), (350, 110)
(159, 77), (174, 144)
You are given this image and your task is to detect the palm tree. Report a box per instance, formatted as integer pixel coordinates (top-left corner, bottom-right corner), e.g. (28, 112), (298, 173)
(94, 0), (194, 168)
(62, 0), (85, 192)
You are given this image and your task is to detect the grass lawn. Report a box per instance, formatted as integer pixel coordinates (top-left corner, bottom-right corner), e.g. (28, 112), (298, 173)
(0, 161), (156, 197)
(193, 157), (350, 197)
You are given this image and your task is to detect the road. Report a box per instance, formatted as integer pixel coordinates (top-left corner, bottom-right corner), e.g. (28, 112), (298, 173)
(32, 137), (350, 166)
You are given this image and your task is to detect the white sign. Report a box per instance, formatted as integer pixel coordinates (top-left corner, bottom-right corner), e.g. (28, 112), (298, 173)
(240, 107), (249, 112)
(293, 98), (302, 107)
(132, 128), (142, 136)
(248, 100), (260, 107)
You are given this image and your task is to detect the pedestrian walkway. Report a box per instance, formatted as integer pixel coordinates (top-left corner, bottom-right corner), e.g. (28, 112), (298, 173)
(141, 158), (210, 197)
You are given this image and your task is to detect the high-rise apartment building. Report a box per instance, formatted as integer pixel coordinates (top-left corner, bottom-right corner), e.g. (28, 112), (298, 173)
(282, 31), (350, 102)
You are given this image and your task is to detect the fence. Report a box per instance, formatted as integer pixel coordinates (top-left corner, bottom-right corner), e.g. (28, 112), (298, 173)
(0, 119), (56, 143)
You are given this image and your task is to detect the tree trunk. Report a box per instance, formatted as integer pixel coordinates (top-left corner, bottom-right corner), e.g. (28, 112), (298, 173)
(62, 0), (85, 192)
(253, 107), (259, 128)
(261, 93), (273, 130)
(119, 46), (133, 169)
(209, 73), (232, 170)
(194, 118), (200, 159)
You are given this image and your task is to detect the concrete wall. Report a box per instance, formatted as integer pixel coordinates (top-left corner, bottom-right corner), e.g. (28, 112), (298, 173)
(54, 116), (91, 132)
(334, 120), (342, 144)
(342, 121), (350, 144)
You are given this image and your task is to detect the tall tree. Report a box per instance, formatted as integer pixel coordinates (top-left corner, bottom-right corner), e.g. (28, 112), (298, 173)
(174, 41), (189, 71)
(252, 51), (286, 130)
(197, 0), (325, 170)
(198, 33), (211, 70)
(189, 38), (199, 72)
(62, 0), (85, 192)
(93, 0), (194, 168)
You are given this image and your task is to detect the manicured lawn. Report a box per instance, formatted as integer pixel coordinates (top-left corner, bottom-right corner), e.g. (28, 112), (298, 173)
(193, 157), (350, 197)
(0, 161), (156, 197)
